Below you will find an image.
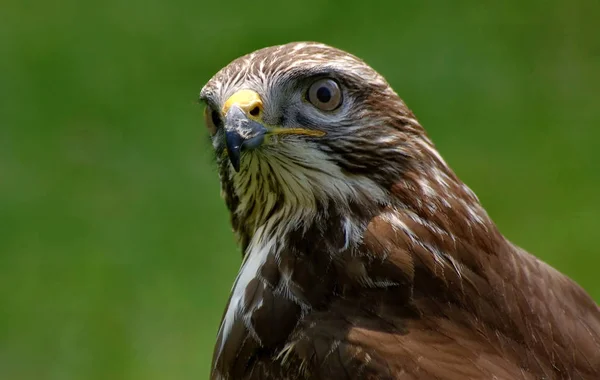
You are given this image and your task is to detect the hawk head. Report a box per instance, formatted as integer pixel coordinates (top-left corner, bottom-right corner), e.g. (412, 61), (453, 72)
(200, 42), (480, 251)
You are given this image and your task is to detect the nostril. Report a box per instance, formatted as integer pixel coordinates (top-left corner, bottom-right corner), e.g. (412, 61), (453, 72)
(249, 106), (260, 117)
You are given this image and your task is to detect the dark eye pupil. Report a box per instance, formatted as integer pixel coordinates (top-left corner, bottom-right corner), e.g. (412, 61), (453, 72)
(211, 110), (222, 128)
(316, 86), (332, 103)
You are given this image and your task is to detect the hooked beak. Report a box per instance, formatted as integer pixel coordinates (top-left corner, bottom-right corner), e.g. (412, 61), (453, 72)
(224, 106), (267, 172)
(222, 89), (267, 172)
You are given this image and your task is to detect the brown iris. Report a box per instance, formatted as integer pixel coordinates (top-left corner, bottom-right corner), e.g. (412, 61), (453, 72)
(307, 78), (342, 111)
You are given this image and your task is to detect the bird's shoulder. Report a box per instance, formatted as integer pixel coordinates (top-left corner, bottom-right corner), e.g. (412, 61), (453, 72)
(213, 205), (600, 380)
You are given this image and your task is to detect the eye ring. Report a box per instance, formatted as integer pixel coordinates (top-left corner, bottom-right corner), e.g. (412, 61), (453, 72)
(307, 78), (342, 111)
(204, 106), (222, 135)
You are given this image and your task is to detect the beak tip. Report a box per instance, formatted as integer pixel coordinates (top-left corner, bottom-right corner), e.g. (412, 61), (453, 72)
(223, 106), (267, 173)
(225, 130), (243, 172)
(231, 158), (241, 172)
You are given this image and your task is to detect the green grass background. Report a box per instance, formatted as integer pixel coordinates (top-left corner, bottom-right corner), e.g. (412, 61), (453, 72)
(1, 0), (599, 379)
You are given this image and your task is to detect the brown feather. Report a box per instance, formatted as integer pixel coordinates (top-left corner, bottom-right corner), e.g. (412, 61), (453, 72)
(201, 42), (600, 380)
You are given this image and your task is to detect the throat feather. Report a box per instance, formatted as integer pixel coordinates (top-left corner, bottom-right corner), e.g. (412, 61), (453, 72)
(228, 145), (389, 242)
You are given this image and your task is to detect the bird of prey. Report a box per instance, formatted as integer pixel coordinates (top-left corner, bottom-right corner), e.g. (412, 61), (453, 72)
(199, 42), (600, 380)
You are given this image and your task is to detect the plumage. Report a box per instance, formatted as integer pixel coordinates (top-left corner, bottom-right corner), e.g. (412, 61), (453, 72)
(199, 42), (600, 379)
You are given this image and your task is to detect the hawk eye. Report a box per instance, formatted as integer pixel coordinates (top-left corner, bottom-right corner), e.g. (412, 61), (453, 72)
(307, 78), (342, 111)
(203, 106), (222, 135)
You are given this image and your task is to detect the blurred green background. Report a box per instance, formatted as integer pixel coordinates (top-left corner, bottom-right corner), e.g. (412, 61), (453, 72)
(1, 0), (599, 379)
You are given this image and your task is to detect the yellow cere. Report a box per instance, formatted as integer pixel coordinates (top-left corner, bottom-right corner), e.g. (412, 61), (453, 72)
(222, 89), (263, 116)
